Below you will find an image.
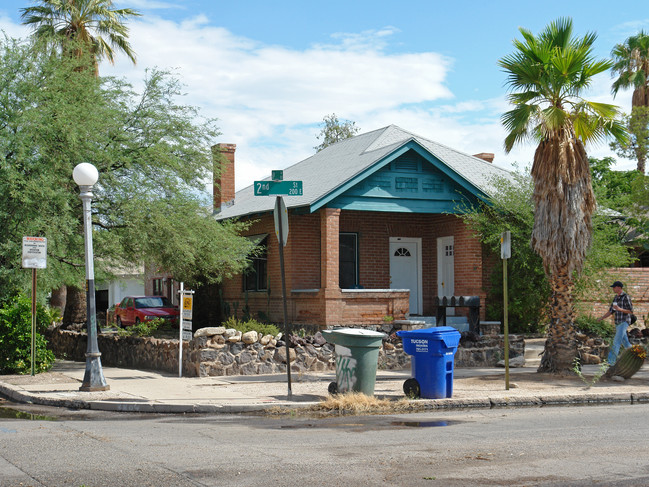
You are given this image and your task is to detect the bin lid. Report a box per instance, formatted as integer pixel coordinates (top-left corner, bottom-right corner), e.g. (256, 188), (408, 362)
(322, 328), (385, 347)
(324, 328), (384, 337)
(396, 326), (461, 348)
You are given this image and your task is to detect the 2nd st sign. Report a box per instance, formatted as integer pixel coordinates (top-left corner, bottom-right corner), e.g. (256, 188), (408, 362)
(254, 180), (303, 196)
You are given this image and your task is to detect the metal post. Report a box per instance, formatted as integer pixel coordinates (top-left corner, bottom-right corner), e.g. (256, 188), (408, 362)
(276, 196), (292, 399)
(503, 257), (509, 391)
(179, 282), (184, 378)
(78, 182), (109, 392)
(31, 269), (36, 376)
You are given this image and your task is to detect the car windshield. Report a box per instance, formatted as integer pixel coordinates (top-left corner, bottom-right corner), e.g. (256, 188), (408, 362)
(135, 297), (172, 309)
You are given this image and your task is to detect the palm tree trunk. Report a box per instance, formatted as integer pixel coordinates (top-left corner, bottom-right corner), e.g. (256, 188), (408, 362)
(630, 103), (648, 173)
(49, 285), (67, 316)
(62, 284), (86, 330)
(538, 268), (578, 373)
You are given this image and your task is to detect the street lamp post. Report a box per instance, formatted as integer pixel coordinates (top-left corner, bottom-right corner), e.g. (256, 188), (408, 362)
(73, 163), (109, 392)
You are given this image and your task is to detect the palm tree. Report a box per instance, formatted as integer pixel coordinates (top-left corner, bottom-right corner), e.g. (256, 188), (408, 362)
(611, 31), (649, 173)
(499, 18), (626, 373)
(612, 31), (649, 109)
(21, 0), (140, 74)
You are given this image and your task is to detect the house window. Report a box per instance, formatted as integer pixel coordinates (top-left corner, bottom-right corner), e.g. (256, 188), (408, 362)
(152, 278), (164, 296)
(244, 236), (268, 291)
(445, 244), (454, 257)
(340, 233), (358, 289)
(394, 247), (411, 257)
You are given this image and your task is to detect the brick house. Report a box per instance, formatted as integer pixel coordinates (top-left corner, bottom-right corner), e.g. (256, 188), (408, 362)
(215, 126), (513, 328)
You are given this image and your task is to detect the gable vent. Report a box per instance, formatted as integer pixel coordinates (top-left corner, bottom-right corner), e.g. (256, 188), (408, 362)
(365, 176), (391, 190)
(396, 177), (418, 192)
(423, 178), (444, 193)
(393, 159), (419, 172)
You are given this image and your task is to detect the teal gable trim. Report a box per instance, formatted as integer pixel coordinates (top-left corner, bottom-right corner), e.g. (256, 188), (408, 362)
(327, 196), (475, 213)
(310, 140), (487, 214)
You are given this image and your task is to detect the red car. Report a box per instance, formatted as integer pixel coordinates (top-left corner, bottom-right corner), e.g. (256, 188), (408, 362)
(114, 296), (179, 327)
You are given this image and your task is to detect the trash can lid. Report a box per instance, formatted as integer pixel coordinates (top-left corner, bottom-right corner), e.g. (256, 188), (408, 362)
(396, 326), (459, 338)
(396, 326), (461, 349)
(324, 328), (385, 337)
(321, 328), (385, 347)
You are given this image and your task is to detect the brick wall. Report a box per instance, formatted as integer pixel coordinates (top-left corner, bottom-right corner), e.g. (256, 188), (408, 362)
(221, 209), (490, 327)
(213, 143), (236, 212)
(577, 268), (649, 326)
(340, 211), (487, 319)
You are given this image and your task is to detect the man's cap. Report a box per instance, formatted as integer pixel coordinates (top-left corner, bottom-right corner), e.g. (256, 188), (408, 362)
(611, 281), (624, 288)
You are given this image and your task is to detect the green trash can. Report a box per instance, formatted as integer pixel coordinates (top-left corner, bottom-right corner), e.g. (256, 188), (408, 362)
(322, 328), (385, 395)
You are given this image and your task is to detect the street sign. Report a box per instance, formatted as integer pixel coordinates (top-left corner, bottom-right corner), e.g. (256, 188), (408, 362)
(182, 330), (193, 341)
(182, 320), (192, 331)
(254, 180), (303, 196)
(182, 295), (193, 320)
(274, 197), (289, 246)
(22, 237), (47, 269)
(271, 170), (283, 181)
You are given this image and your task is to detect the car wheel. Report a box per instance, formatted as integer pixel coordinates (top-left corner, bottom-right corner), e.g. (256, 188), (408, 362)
(116, 317), (122, 328)
(135, 317), (140, 325)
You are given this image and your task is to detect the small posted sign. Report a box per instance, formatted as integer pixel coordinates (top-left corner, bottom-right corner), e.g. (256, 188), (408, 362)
(500, 231), (511, 260)
(178, 283), (195, 377)
(22, 237), (47, 269)
(182, 295), (193, 321)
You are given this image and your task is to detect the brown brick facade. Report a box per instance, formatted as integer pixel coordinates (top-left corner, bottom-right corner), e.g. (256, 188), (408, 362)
(220, 207), (492, 328)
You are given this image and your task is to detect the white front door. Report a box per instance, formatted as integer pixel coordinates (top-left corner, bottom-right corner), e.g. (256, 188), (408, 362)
(389, 237), (422, 315)
(437, 236), (455, 301)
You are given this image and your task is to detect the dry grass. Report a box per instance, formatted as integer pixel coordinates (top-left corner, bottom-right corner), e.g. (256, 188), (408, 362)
(319, 392), (394, 412)
(266, 392), (426, 417)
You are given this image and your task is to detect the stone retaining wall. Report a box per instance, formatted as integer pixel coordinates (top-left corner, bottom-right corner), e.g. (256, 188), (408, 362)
(45, 326), (526, 378)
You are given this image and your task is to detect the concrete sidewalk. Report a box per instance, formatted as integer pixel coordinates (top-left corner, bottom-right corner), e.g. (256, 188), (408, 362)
(2, 360), (649, 414)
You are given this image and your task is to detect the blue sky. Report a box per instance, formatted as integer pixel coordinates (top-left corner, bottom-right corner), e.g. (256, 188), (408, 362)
(1, 0), (648, 190)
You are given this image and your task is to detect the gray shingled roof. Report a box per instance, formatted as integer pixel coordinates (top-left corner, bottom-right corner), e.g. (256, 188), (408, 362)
(216, 125), (513, 220)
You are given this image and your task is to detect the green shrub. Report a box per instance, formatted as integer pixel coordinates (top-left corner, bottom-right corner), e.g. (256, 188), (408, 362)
(222, 316), (280, 336)
(575, 314), (614, 340)
(116, 318), (166, 337)
(0, 294), (56, 374)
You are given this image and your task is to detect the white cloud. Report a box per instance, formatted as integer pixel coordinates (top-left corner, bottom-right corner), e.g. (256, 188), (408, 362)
(0, 11), (640, 192)
(98, 16), (455, 189)
(0, 13), (28, 39)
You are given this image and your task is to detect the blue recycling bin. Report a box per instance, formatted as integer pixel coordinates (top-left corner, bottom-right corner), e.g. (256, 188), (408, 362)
(397, 326), (461, 399)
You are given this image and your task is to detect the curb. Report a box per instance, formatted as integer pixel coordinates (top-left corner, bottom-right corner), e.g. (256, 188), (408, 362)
(2, 381), (648, 414)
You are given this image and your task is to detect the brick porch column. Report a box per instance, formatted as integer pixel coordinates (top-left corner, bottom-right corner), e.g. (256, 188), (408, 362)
(320, 208), (342, 326)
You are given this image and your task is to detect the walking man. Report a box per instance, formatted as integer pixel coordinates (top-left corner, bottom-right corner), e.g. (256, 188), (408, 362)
(599, 281), (633, 365)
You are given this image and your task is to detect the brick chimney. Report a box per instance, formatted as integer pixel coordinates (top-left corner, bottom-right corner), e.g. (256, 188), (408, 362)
(473, 152), (495, 163)
(213, 143), (236, 213)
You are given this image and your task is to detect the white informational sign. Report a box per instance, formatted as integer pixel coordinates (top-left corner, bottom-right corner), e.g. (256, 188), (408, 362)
(274, 197), (289, 246)
(22, 237), (47, 269)
(182, 329), (193, 341)
(501, 231), (511, 260)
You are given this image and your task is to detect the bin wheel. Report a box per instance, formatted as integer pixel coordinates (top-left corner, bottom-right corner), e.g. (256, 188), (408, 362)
(328, 382), (338, 395)
(403, 378), (420, 399)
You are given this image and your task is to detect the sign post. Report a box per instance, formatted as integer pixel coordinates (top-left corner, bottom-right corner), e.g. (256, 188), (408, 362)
(178, 282), (195, 378)
(274, 195), (292, 399)
(22, 237), (47, 376)
(501, 231), (511, 390)
(254, 170), (303, 400)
